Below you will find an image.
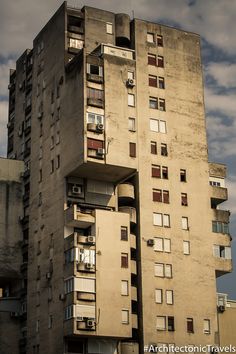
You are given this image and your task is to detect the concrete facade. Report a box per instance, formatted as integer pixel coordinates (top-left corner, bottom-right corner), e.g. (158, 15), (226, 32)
(1, 2), (232, 354)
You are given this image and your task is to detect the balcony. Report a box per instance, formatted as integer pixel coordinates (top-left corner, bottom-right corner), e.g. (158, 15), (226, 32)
(210, 186), (228, 208)
(209, 162), (227, 179)
(87, 73), (103, 84)
(118, 183), (135, 201)
(64, 205), (95, 229)
(213, 209), (230, 223)
(0, 297), (21, 312)
(215, 258), (233, 278)
(87, 97), (104, 109)
(119, 206), (137, 224)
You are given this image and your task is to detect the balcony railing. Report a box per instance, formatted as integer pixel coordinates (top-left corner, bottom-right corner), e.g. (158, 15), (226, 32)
(64, 205), (95, 228)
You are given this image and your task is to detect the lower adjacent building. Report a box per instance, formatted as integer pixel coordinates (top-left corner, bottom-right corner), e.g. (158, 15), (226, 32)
(0, 2), (233, 354)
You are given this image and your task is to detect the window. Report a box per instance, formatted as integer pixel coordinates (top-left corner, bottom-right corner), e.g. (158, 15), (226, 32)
(39, 169), (42, 183)
(155, 263), (172, 278)
(213, 245), (232, 259)
(128, 94), (135, 107)
(152, 164), (161, 178)
(204, 319), (211, 334)
(187, 318), (194, 333)
(168, 317), (175, 331)
(87, 138), (104, 150)
(154, 238), (171, 253)
(159, 120), (167, 133)
(77, 277), (95, 293)
(121, 280), (129, 296)
(182, 217), (189, 230)
(128, 117), (135, 131)
(121, 253), (128, 268)
(157, 35), (163, 46)
(38, 192), (42, 206)
(149, 97), (158, 109)
(56, 155), (60, 169)
(159, 98), (166, 111)
(153, 189), (169, 203)
(79, 249), (95, 265)
(51, 160), (54, 173)
(162, 166), (168, 179)
(158, 77), (165, 89)
(183, 241), (190, 255)
(65, 248), (75, 263)
(148, 53), (156, 65)
(87, 87), (104, 100)
(36, 320), (40, 333)
(128, 71), (134, 80)
(87, 112), (104, 125)
(166, 290), (173, 305)
(129, 142), (136, 158)
(153, 213), (170, 227)
(152, 165), (168, 179)
(65, 278), (74, 294)
(48, 315), (53, 329)
(69, 37), (83, 49)
(65, 305), (74, 320)
(121, 309), (129, 324)
(156, 316), (166, 330)
(155, 289), (163, 303)
(150, 118), (159, 132)
(157, 55), (164, 68)
(181, 193), (188, 206)
(180, 169), (187, 182)
(149, 75), (157, 87)
(87, 63), (103, 76)
(106, 22), (113, 34)
(121, 226), (128, 241)
(161, 143), (168, 156)
(151, 141), (157, 154)
(212, 221), (229, 234)
(147, 32), (155, 43)
(56, 130), (60, 145)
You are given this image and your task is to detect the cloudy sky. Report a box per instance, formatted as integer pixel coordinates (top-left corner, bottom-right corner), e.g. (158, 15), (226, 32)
(1, 0), (236, 297)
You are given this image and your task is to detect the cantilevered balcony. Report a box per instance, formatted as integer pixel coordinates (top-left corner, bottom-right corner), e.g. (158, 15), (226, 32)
(64, 205), (95, 228)
(118, 206), (137, 224)
(210, 186), (228, 208)
(118, 183), (135, 203)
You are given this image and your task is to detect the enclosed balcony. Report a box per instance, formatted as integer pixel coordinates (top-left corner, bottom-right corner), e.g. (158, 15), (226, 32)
(118, 183), (135, 202)
(118, 206), (137, 224)
(64, 205), (95, 229)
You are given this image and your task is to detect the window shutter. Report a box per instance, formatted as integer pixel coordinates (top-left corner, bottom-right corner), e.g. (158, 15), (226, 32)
(149, 75), (157, 87)
(225, 247), (232, 259)
(155, 263), (164, 277)
(150, 119), (159, 132)
(153, 213), (162, 226)
(155, 289), (162, 303)
(163, 190), (169, 203)
(76, 304), (95, 318)
(129, 142), (136, 157)
(164, 239), (171, 252)
(154, 238), (163, 251)
(159, 120), (166, 133)
(148, 54), (156, 65)
(152, 165), (161, 178)
(166, 290), (173, 304)
(87, 138), (103, 149)
(163, 214), (170, 227)
(153, 189), (162, 202)
(156, 316), (166, 330)
(121, 280), (128, 295)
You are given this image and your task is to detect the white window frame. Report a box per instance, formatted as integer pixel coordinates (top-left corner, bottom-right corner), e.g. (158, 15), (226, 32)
(182, 216), (189, 230)
(150, 118), (159, 132)
(155, 289), (163, 303)
(147, 32), (155, 43)
(156, 316), (166, 331)
(154, 238), (171, 253)
(106, 22), (113, 34)
(121, 309), (129, 324)
(159, 120), (167, 133)
(204, 319), (211, 334)
(128, 117), (136, 132)
(87, 112), (104, 125)
(128, 71), (135, 80)
(128, 93), (135, 107)
(183, 241), (190, 255)
(87, 63), (103, 76)
(166, 290), (174, 305)
(155, 263), (164, 277)
(121, 280), (129, 296)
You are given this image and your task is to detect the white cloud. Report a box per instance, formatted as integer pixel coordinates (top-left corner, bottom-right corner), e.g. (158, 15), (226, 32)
(0, 101), (8, 157)
(205, 87), (236, 117)
(206, 62), (236, 88)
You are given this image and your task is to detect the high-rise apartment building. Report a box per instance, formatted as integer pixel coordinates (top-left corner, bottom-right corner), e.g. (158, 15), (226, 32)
(0, 2), (233, 353)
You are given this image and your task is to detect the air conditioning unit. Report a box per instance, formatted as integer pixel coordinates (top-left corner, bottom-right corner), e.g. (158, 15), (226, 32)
(218, 305), (225, 313)
(72, 185), (82, 195)
(59, 294), (65, 301)
(96, 123), (104, 132)
(46, 272), (52, 280)
(85, 263), (93, 270)
(126, 78), (135, 88)
(97, 148), (105, 156)
(86, 319), (95, 327)
(147, 239), (154, 247)
(87, 236), (95, 244)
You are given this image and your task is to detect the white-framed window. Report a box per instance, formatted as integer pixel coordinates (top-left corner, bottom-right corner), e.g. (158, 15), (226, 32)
(183, 241), (190, 255)
(155, 263), (172, 278)
(87, 112), (104, 125)
(69, 38), (83, 49)
(204, 319), (211, 334)
(155, 289), (163, 303)
(213, 245), (232, 259)
(65, 305), (74, 320)
(165, 264), (172, 278)
(128, 94), (135, 107)
(65, 278), (74, 294)
(156, 316), (166, 330)
(147, 32), (155, 43)
(121, 309), (129, 324)
(159, 120), (167, 133)
(106, 22), (113, 34)
(153, 213), (170, 227)
(128, 117), (136, 131)
(154, 238), (171, 253)
(121, 280), (129, 296)
(87, 63), (103, 76)
(149, 97), (158, 109)
(181, 216), (189, 230)
(128, 71), (135, 80)
(150, 118), (159, 132)
(166, 290), (174, 305)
